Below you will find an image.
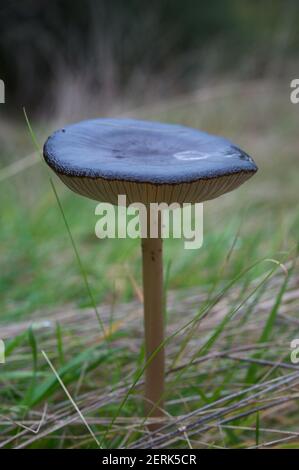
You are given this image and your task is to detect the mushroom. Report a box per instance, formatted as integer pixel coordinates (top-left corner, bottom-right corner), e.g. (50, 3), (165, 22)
(43, 118), (257, 427)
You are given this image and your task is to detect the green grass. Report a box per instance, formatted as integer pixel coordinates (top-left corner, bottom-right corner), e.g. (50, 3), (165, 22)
(0, 79), (299, 448)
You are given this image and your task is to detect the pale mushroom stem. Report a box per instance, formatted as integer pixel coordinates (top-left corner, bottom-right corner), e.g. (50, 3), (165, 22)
(141, 207), (165, 428)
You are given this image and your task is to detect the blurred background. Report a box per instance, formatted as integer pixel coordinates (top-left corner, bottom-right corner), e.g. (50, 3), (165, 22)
(1, 0), (299, 118)
(1, 0), (299, 449)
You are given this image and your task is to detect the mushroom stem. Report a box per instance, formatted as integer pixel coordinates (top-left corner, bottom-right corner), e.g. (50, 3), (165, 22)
(141, 208), (165, 428)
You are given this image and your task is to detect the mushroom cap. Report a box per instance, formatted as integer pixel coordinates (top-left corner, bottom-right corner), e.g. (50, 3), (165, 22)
(43, 118), (257, 205)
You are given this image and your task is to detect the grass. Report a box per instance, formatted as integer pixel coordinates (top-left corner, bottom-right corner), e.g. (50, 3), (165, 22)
(0, 78), (299, 448)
